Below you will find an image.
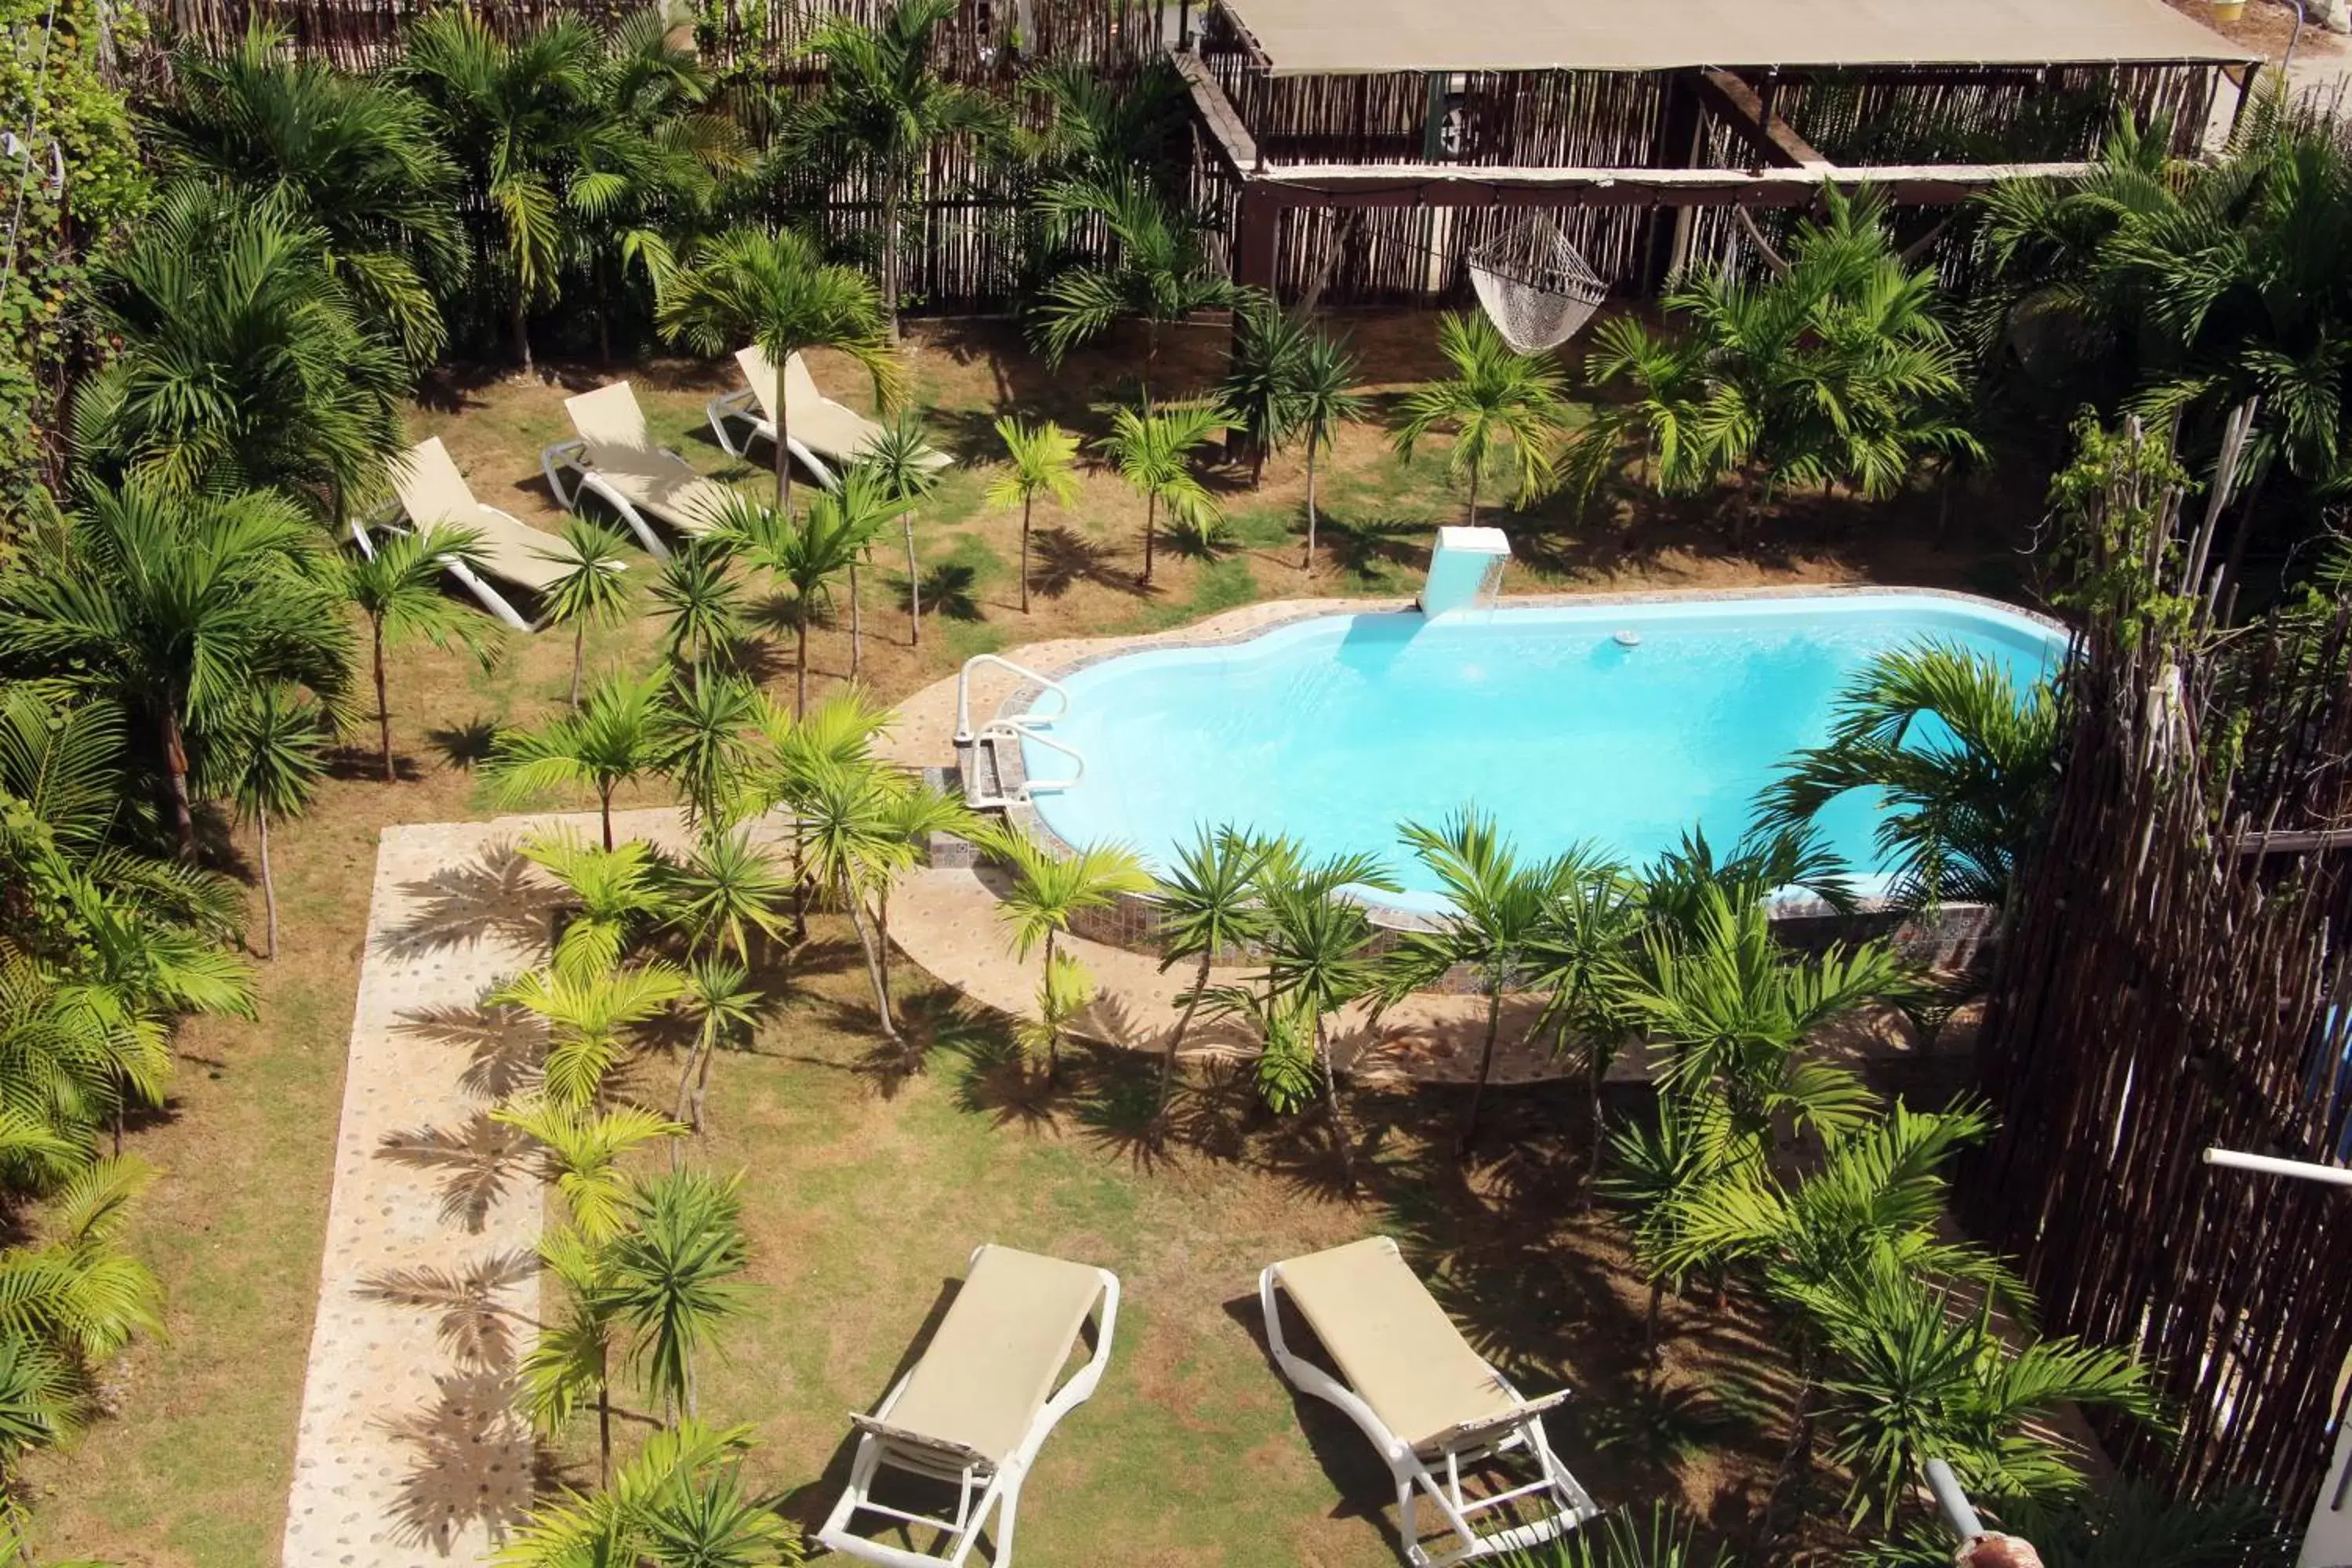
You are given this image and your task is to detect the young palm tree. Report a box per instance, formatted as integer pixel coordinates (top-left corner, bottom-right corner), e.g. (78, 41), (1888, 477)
(1095, 401), (1232, 586)
(655, 673), (765, 831)
(1017, 952), (1096, 1083)
(75, 183), (409, 521)
(495, 1417), (791, 1566)
(1254, 851), (1398, 1190)
(1150, 826), (1272, 1112)
(533, 519), (634, 710)
(851, 414), (946, 645)
(399, 10), (610, 373)
(662, 828), (792, 970)
(0, 1156), (169, 1367)
(1563, 314), (1711, 506)
(987, 416), (1083, 613)
(1219, 297), (1313, 485)
(206, 685), (328, 960)
(517, 829), (676, 980)
(670, 955), (764, 1140)
(1030, 173), (1248, 405)
(150, 22), (463, 362)
(486, 673), (670, 851)
(869, 781), (974, 996)
(1395, 312), (1571, 527)
(0, 480), (354, 857)
(648, 538), (745, 687)
(1292, 326), (1367, 572)
(659, 224), (902, 510)
(1755, 641), (2060, 917)
(713, 487), (884, 716)
(790, 0), (1008, 339)
(604, 1167), (750, 1424)
(986, 828), (1152, 1079)
(492, 1098), (684, 1245)
(517, 1224), (626, 1485)
(1384, 811), (1581, 1158)
(1598, 1091), (1738, 1370)
(0, 1334), (76, 1506)
(345, 525), (501, 780)
(1524, 864), (1643, 1203)
(494, 962), (688, 1111)
(793, 757), (917, 1047)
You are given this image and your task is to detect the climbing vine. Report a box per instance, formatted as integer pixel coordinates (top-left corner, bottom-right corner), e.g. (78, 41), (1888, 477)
(0, 0), (147, 535)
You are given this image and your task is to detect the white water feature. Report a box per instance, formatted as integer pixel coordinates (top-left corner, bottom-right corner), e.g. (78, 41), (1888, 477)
(1421, 526), (1512, 617)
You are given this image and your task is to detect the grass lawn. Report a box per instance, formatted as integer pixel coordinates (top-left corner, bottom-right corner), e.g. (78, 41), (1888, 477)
(20, 308), (2029, 1565)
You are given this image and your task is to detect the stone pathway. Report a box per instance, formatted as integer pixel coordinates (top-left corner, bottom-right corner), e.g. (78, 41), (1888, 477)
(281, 819), (561, 1567)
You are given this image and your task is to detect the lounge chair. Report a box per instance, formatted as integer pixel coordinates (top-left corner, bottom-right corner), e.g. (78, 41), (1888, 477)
(706, 345), (950, 491)
(361, 436), (574, 632)
(540, 382), (739, 558)
(1259, 1236), (1597, 1568)
(817, 1243), (1120, 1567)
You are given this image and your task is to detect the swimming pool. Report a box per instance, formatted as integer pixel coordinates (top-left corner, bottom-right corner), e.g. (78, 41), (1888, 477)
(1017, 592), (2067, 906)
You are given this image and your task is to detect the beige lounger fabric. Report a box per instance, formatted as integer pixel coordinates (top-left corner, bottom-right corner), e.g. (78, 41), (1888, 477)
(392, 437), (571, 594)
(879, 1246), (1105, 1466)
(1276, 1236), (1519, 1452)
(738, 347), (950, 474)
(564, 383), (736, 534)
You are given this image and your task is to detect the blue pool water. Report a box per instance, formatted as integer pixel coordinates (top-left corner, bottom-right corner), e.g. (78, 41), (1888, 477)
(1020, 593), (2067, 905)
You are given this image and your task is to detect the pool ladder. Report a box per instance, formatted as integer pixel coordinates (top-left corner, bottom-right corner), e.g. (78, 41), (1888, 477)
(953, 654), (1085, 809)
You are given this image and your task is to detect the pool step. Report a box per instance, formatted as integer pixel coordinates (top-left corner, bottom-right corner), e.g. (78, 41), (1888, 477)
(958, 728), (1021, 811)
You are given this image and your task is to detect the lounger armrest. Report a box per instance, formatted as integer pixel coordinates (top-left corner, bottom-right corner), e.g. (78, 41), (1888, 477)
(539, 437), (589, 511)
(848, 1414), (993, 1475)
(1412, 1387), (1574, 1459)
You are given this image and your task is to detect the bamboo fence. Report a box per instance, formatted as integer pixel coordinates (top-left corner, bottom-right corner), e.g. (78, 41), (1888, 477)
(1963, 447), (2352, 1519)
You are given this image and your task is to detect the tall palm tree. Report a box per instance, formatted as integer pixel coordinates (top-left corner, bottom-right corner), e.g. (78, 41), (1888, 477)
(1030, 173), (1248, 406)
(148, 22), (463, 362)
(205, 685), (327, 960)
(487, 673), (670, 851)
(495, 962), (689, 1110)
(1394, 311), (1571, 527)
(75, 183), (409, 522)
(1149, 826), (1272, 1112)
(713, 487), (883, 716)
(535, 519), (635, 710)
(790, 0), (1009, 339)
(1384, 811), (1580, 1158)
(1754, 641), (2059, 916)
(604, 1167), (750, 1424)
(659, 225), (902, 509)
(400, 10), (613, 373)
(1292, 326), (1367, 573)
(1524, 863), (1642, 1203)
(852, 414), (946, 645)
(344, 525), (501, 781)
(1095, 401), (1232, 587)
(0, 481), (354, 857)
(987, 416), (1082, 613)
(986, 827), (1152, 1078)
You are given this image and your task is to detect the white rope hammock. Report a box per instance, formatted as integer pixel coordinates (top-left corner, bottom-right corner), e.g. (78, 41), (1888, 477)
(1467, 218), (1607, 354)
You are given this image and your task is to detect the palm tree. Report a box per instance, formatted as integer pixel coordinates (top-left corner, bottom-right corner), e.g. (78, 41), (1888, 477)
(1563, 314), (1711, 506)
(671, 955), (763, 1138)
(1394, 311), (1571, 527)
(604, 1167), (750, 1424)
(1385, 811), (1580, 1158)
(851, 414), (946, 645)
(495, 963), (688, 1110)
(495, 1417), (791, 1566)
(1017, 953), (1096, 1083)
(1254, 850), (1398, 1190)
(1096, 401), (1232, 586)
(986, 828), (1152, 1078)
(1220, 296), (1313, 485)
(790, 0), (1009, 339)
(75, 183), (408, 522)
(400, 10), (612, 372)
(518, 829), (676, 980)
(0, 480), (354, 857)
(655, 674), (766, 833)
(1755, 641), (2060, 917)
(149, 22), (462, 362)
(517, 1223), (626, 1485)
(662, 828), (792, 970)
(534, 519), (634, 710)
(987, 416), (1083, 612)
(794, 757), (918, 1047)
(1523, 863), (1643, 1203)
(487, 673), (670, 851)
(205, 685), (327, 960)
(0, 1156), (169, 1367)
(0, 1334), (75, 1506)
(869, 781), (973, 997)
(1598, 1091), (1738, 1370)
(1292, 326), (1367, 572)
(658, 224), (902, 509)
(1149, 826), (1271, 1112)
(648, 538), (745, 686)
(493, 1098), (684, 1245)
(1030, 173), (1250, 405)
(713, 488), (882, 716)
(345, 524), (502, 780)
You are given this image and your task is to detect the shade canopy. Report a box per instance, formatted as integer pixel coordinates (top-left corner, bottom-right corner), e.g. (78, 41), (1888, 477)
(1216, 0), (2254, 75)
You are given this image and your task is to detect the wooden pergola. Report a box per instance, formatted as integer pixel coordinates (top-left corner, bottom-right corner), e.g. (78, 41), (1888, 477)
(1173, 0), (2260, 301)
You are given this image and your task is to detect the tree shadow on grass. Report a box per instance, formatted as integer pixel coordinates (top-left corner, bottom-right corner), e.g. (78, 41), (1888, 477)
(425, 717), (501, 771)
(1028, 523), (1136, 600)
(1318, 512), (1432, 585)
(376, 843), (564, 961)
(913, 561), (982, 622)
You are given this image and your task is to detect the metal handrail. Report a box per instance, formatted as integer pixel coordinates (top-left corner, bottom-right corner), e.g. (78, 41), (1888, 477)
(953, 652), (1073, 743)
(1000, 721), (1084, 796)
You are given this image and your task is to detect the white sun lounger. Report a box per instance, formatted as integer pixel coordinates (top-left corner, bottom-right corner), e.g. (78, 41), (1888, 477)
(818, 1243), (1119, 1568)
(357, 436), (570, 632)
(540, 382), (739, 559)
(706, 346), (949, 491)
(1260, 1236), (1597, 1568)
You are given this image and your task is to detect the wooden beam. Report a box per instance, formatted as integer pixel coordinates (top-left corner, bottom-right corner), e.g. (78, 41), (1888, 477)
(1696, 67), (1831, 169)
(1172, 49), (1260, 174)
(2231, 828), (2352, 856)
(1242, 157), (2098, 209)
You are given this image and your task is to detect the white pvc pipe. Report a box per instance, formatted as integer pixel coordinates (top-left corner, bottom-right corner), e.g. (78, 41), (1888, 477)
(2204, 1147), (2352, 1188)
